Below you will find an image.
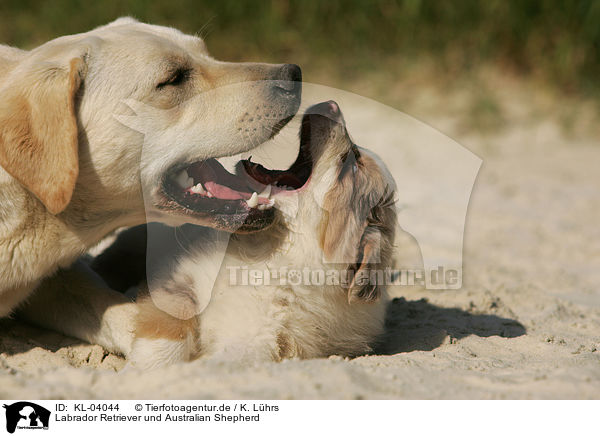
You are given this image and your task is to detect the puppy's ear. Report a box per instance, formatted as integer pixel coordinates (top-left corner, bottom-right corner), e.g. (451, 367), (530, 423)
(319, 152), (397, 303)
(0, 55), (86, 214)
(347, 226), (384, 304)
(347, 195), (397, 304)
(319, 159), (368, 264)
(320, 191), (386, 304)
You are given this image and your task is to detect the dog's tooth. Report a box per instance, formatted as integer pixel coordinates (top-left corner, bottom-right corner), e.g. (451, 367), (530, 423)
(246, 192), (259, 208)
(190, 183), (205, 194)
(186, 177), (194, 188)
(258, 198), (276, 210)
(259, 184), (272, 198)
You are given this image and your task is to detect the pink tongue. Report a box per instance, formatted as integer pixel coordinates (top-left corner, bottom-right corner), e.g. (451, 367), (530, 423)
(204, 182), (251, 200)
(203, 182), (271, 204)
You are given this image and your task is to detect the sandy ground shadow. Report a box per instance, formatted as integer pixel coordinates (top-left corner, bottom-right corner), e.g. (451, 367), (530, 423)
(378, 297), (526, 354)
(0, 295), (526, 369)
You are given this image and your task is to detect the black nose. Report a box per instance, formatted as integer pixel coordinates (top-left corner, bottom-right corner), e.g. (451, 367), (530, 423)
(273, 63), (302, 96)
(280, 64), (302, 83)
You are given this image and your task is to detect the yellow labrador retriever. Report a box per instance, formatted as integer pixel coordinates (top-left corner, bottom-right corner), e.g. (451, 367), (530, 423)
(0, 18), (301, 349)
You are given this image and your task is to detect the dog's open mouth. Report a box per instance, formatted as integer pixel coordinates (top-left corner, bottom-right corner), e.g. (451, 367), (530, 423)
(240, 117), (313, 194)
(160, 108), (324, 231)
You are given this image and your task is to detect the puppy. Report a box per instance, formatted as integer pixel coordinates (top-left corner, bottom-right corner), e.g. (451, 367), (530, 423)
(128, 101), (397, 368)
(0, 18), (301, 351)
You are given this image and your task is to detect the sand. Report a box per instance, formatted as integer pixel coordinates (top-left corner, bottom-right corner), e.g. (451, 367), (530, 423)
(1, 79), (599, 399)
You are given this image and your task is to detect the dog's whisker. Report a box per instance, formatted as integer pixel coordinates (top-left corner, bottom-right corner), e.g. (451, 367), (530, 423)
(196, 15), (216, 40)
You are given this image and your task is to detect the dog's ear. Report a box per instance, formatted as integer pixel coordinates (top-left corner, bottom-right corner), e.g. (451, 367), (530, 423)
(319, 156), (369, 264)
(347, 226), (385, 303)
(0, 54), (86, 214)
(319, 151), (397, 303)
(347, 195), (397, 304)
(320, 185), (388, 304)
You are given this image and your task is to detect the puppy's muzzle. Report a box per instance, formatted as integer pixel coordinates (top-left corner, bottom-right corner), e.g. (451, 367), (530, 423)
(307, 100), (342, 121)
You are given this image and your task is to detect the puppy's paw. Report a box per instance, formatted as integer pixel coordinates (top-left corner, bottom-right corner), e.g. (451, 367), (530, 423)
(128, 296), (200, 370)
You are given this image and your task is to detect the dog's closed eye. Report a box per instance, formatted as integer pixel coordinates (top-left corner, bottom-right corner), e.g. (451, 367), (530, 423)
(156, 68), (190, 89)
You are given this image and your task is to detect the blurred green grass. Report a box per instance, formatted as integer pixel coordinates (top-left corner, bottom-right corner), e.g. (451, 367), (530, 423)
(1, 0), (599, 101)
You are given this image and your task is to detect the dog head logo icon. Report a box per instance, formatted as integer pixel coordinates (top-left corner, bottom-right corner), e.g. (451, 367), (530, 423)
(3, 402), (50, 433)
